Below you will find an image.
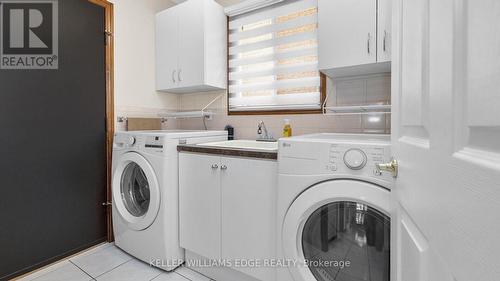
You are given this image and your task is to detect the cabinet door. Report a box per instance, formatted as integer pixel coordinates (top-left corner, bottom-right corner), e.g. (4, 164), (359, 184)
(221, 157), (277, 281)
(177, 0), (204, 88)
(318, 0), (377, 69)
(155, 8), (178, 91)
(377, 0), (392, 62)
(179, 153), (221, 260)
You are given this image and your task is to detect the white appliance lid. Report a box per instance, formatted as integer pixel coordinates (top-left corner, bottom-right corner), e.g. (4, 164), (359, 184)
(117, 130), (228, 138)
(280, 133), (390, 145)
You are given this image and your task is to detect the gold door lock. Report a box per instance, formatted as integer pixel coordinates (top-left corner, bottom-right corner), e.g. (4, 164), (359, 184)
(376, 159), (398, 178)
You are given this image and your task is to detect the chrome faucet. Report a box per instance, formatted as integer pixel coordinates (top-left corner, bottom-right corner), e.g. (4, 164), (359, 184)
(257, 121), (276, 142)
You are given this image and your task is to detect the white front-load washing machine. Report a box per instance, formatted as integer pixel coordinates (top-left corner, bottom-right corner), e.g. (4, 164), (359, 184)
(277, 134), (393, 281)
(112, 130), (227, 271)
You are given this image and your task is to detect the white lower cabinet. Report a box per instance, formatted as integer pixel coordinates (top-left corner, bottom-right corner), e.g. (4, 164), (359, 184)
(179, 154), (221, 260)
(221, 157), (277, 281)
(179, 153), (277, 281)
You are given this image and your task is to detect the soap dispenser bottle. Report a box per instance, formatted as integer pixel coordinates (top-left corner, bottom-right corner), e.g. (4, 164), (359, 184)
(282, 119), (292, 137)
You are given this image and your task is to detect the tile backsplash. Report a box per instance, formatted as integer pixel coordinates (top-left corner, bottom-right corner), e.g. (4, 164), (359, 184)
(117, 74), (391, 136)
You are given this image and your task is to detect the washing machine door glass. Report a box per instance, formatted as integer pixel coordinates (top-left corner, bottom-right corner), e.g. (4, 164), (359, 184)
(282, 180), (391, 281)
(120, 162), (150, 217)
(113, 152), (161, 231)
(302, 201), (390, 281)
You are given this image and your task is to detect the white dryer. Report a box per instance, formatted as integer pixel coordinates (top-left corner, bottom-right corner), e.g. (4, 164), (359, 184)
(112, 130), (227, 271)
(277, 134), (393, 281)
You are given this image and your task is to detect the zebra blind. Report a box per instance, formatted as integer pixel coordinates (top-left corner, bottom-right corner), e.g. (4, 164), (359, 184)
(228, 0), (320, 112)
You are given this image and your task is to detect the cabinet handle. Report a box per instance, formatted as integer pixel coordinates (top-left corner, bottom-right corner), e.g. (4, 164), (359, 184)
(211, 164), (219, 169)
(178, 69), (182, 82)
(367, 33), (371, 55)
(220, 165), (227, 170)
(172, 70), (176, 83)
(383, 30), (387, 52)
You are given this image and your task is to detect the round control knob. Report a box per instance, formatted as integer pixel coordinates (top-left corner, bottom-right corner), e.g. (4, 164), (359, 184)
(343, 148), (367, 170)
(126, 136), (136, 145)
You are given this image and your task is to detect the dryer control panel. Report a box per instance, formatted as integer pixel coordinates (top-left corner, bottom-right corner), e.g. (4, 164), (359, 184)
(145, 136), (165, 150)
(279, 134), (392, 182)
(327, 144), (390, 177)
(114, 134), (166, 154)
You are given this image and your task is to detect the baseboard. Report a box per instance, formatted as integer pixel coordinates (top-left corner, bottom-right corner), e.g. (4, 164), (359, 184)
(6, 238), (108, 281)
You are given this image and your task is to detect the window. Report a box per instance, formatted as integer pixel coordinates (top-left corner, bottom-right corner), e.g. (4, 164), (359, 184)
(228, 0), (324, 114)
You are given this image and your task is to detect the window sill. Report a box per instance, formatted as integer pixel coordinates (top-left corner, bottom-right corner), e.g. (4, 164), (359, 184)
(228, 108), (323, 116)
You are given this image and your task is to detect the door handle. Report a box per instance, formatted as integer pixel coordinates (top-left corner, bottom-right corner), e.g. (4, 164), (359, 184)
(220, 165), (228, 170)
(102, 202), (112, 206)
(375, 159), (398, 178)
(367, 33), (371, 55)
(383, 30), (387, 52)
(172, 70), (176, 83)
(178, 69), (182, 82)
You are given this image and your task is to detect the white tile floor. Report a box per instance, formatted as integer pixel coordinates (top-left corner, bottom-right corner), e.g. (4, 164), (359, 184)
(17, 244), (213, 281)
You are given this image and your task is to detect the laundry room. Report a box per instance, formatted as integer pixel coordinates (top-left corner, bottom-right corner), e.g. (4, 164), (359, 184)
(0, 0), (498, 281)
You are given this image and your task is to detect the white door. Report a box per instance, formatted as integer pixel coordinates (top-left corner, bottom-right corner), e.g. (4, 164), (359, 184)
(179, 153), (221, 260)
(155, 7), (179, 91)
(318, 0), (377, 69)
(177, 0), (204, 88)
(377, 0), (392, 62)
(392, 1), (500, 281)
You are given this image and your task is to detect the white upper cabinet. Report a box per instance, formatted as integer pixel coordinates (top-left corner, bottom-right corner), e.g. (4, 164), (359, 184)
(319, 0), (377, 68)
(377, 0), (392, 62)
(155, 0), (227, 93)
(177, 0), (204, 90)
(155, 7), (178, 91)
(318, 0), (391, 77)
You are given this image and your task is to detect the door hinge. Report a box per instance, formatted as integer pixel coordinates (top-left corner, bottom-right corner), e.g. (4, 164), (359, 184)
(104, 31), (113, 45)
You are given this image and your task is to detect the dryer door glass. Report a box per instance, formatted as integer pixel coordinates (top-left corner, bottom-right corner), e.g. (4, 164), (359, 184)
(120, 162), (150, 217)
(302, 201), (390, 281)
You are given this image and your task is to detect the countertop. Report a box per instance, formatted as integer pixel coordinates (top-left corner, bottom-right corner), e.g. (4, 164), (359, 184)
(177, 144), (278, 160)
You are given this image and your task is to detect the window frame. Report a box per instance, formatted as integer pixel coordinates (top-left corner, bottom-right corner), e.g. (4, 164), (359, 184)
(226, 16), (327, 116)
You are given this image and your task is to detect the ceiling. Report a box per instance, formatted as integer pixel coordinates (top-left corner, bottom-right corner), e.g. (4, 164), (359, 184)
(169, 0), (244, 7)
(215, 0), (245, 6)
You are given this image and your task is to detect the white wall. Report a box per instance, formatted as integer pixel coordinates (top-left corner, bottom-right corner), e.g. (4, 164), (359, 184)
(111, 0), (179, 122)
(110, 0), (391, 136)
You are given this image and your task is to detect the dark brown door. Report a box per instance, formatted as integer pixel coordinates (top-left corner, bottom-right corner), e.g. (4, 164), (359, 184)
(0, 1), (108, 279)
